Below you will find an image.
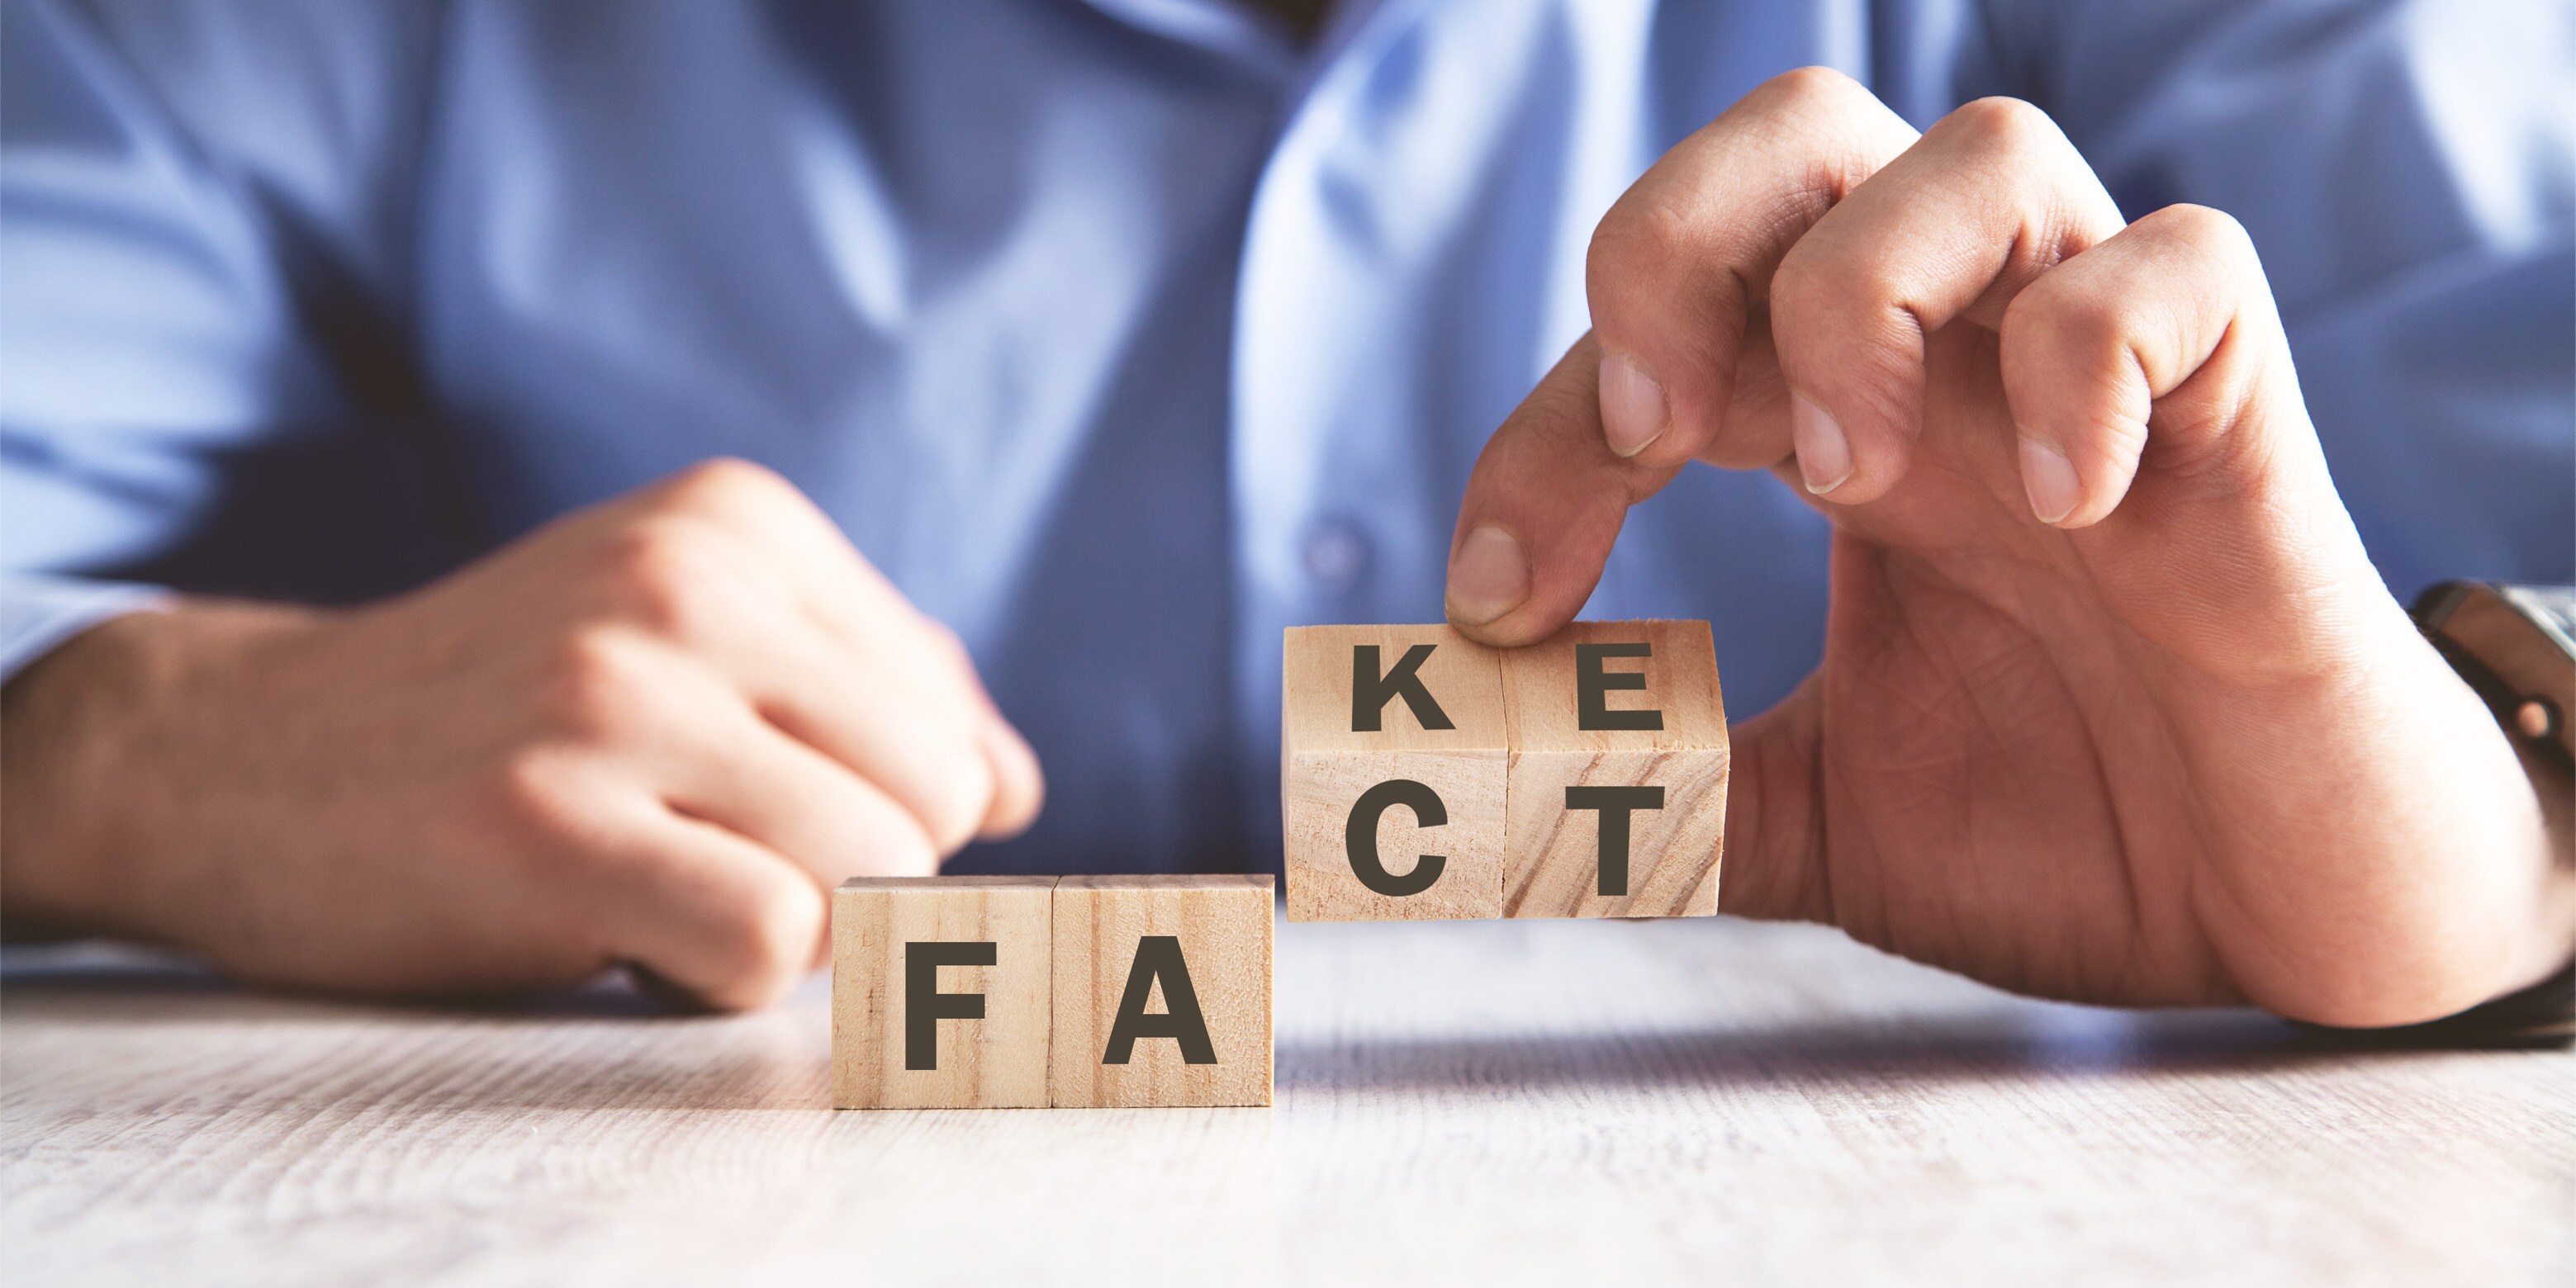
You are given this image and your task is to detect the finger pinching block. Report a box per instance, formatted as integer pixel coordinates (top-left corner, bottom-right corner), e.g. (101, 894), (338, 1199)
(831, 876), (1056, 1109)
(1500, 620), (1727, 917)
(1049, 875), (1274, 1108)
(1280, 625), (1509, 921)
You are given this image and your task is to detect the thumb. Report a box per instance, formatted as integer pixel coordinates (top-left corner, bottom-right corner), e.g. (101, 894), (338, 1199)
(1445, 334), (1683, 646)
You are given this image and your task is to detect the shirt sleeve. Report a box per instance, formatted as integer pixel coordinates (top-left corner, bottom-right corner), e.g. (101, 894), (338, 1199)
(0, 575), (165, 679)
(1956, 0), (2576, 599)
(0, 0), (444, 680)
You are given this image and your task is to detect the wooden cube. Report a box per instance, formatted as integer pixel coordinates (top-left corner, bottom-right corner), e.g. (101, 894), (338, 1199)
(1500, 619), (1728, 918)
(1049, 875), (1274, 1108)
(831, 876), (1056, 1109)
(1280, 624), (1509, 921)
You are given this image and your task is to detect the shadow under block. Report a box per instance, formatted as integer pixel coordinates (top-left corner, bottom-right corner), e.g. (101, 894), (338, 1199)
(1049, 875), (1274, 1108)
(831, 876), (1056, 1109)
(1281, 625), (1509, 921)
(1501, 620), (1728, 918)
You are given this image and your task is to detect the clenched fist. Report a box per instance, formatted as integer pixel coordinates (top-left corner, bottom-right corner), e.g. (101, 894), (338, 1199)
(1, 460), (1041, 1009)
(1445, 69), (2574, 1027)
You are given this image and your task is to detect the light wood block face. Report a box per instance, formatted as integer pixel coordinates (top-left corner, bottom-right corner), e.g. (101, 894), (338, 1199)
(1049, 875), (1274, 1108)
(832, 877), (1056, 1109)
(1281, 625), (1509, 921)
(1501, 620), (1728, 918)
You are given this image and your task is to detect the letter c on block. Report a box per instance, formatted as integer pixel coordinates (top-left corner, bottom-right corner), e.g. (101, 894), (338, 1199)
(1345, 778), (1448, 897)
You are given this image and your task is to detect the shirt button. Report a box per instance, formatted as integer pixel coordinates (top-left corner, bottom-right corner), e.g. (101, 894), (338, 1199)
(1302, 519), (1373, 595)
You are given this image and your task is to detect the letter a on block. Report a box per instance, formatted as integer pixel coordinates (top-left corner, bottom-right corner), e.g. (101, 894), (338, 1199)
(1051, 875), (1274, 1108)
(1501, 620), (1728, 918)
(832, 876), (1055, 1109)
(1281, 625), (1508, 921)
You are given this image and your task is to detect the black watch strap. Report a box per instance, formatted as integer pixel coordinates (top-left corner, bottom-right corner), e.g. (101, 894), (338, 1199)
(2416, 581), (2575, 774)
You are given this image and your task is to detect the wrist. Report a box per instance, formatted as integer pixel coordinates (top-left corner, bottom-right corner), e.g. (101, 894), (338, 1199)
(3, 611), (159, 935)
(0, 602), (315, 944)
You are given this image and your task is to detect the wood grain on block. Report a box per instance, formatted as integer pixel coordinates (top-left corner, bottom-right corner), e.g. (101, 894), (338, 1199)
(1500, 619), (1727, 918)
(1050, 875), (1274, 1108)
(1281, 624), (1508, 921)
(831, 876), (1056, 1109)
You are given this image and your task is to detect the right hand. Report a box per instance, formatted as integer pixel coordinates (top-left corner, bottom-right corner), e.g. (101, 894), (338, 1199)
(0, 459), (1042, 1009)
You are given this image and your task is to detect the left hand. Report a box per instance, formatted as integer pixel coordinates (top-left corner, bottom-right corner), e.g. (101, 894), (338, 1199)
(1443, 69), (2574, 1026)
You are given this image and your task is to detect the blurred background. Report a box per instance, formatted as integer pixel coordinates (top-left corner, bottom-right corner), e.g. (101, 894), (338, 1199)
(5, 0), (2569, 876)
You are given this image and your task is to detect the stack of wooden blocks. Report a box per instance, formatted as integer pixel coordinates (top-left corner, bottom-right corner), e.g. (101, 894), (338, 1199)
(1283, 619), (1729, 920)
(830, 620), (1726, 1110)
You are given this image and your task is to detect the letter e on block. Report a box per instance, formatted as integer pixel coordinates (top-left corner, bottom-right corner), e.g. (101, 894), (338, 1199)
(1051, 875), (1274, 1108)
(832, 876), (1055, 1109)
(1280, 625), (1508, 921)
(1501, 620), (1728, 918)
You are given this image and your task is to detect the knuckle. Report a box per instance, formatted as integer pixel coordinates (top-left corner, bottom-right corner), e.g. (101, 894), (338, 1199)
(918, 616), (972, 668)
(1770, 239), (1893, 328)
(541, 626), (658, 741)
(1767, 240), (1828, 309)
(481, 749), (596, 853)
(598, 520), (724, 638)
(918, 771), (992, 855)
(1587, 197), (1696, 295)
(700, 878), (823, 997)
(1757, 64), (1873, 116)
(869, 718), (990, 855)
(2007, 276), (2129, 362)
(1944, 96), (2065, 161)
(660, 457), (792, 514)
(2152, 202), (2258, 264)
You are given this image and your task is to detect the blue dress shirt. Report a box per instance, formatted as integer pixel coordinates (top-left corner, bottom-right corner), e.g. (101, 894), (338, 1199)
(4, 0), (2569, 875)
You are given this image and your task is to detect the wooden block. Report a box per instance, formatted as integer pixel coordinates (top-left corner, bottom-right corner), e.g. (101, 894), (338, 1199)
(1049, 875), (1274, 1108)
(1500, 619), (1728, 918)
(1281, 624), (1509, 921)
(832, 876), (1056, 1109)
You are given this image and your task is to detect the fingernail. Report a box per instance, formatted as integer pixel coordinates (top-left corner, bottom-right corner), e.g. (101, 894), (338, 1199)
(1598, 352), (1668, 458)
(1790, 394), (1853, 495)
(1446, 524), (1530, 626)
(2018, 433), (2081, 525)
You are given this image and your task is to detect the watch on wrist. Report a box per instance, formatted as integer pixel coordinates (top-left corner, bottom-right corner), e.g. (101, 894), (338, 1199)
(2417, 581), (2575, 774)
(2335, 581), (2576, 1046)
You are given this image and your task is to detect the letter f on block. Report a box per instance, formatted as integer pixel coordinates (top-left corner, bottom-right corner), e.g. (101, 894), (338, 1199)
(904, 940), (996, 1070)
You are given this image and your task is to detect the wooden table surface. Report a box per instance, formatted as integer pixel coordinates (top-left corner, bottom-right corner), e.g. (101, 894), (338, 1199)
(4, 915), (2569, 1286)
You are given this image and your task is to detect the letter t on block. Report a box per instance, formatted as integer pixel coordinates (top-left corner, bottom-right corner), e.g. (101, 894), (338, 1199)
(1501, 620), (1728, 917)
(832, 876), (1056, 1109)
(1281, 625), (1509, 921)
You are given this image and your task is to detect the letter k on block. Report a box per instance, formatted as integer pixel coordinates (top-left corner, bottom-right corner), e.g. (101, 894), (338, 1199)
(1281, 626), (1511, 920)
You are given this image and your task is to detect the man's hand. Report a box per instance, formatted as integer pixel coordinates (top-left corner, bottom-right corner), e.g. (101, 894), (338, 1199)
(1445, 69), (2574, 1026)
(0, 460), (1041, 1010)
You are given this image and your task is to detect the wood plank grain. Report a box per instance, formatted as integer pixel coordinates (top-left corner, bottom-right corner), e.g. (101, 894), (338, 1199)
(4, 919), (2569, 1286)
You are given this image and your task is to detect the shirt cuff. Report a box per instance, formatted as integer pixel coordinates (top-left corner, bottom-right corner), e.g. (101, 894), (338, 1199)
(0, 574), (170, 682)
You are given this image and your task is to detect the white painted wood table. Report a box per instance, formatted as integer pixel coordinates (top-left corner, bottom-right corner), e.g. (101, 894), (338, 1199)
(5, 916), (2569, 1286)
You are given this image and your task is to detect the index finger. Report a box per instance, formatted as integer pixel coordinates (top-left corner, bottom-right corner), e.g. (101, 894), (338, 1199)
(1445, 69), (1914, 646)
(1587, 68), (1917, 471)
